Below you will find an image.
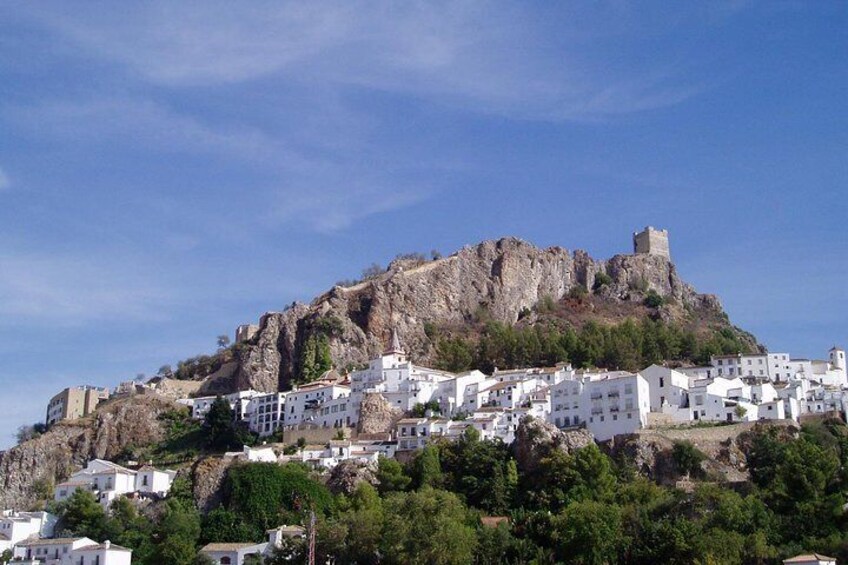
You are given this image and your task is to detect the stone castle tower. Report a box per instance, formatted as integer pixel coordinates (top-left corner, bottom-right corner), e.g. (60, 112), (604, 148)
(633, 226), (670, 260)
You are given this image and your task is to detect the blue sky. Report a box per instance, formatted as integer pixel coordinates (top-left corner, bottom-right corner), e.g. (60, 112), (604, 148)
(0, 1), (846, 448)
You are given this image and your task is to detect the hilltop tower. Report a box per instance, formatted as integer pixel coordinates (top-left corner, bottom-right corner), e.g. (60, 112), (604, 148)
(830, 346), (846, 372)
(633, 226), (670, 260)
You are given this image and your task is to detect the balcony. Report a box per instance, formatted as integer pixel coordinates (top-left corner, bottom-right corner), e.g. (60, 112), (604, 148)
(608, 391), (620, 398)
(609, 405), (619, 413)
(591, 407), (604, 415)
(590, 392), (603, 400)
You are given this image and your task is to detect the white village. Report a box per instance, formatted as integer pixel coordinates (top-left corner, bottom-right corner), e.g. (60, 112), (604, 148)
(2, 230), (844, 565)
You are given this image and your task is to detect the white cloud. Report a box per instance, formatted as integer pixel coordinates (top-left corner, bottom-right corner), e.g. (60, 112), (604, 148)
(13, 1), (715, 121)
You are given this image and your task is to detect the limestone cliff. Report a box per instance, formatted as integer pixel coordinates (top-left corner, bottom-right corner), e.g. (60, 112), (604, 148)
(0, 395), (179, 510)
(232, 237), (757, 392)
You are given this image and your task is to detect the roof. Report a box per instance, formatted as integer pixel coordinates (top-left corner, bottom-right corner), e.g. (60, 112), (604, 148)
(76, 543), (132, 552)
(784, 554), (836, 563)
(17, 537), (90, 547)
(269, 525), (306, 534)
(201, 542), (265, 552)
(480, 516), (510, 528)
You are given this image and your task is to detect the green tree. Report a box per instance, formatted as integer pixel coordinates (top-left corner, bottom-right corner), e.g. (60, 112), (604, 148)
(217, 334), (231, 349)
(200, 507), (256, 545)
(552, 500), (624, 565)
(337, 483), (384, 563)
(204, 396), (238, 450)
(672, 441), (706, 478)
(409, 445), (443, 489)
(56, 489), (109, 540)
(376, 457), (411, 494)
(381, 489), (477, 565)
(154, 499), (202, 565)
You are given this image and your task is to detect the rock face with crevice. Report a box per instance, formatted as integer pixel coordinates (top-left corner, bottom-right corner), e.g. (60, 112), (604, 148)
(232, 237), (758, 392)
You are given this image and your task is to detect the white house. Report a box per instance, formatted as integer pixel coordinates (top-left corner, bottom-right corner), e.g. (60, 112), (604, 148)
(224, 445), (278, 463)
(284, 381), (351, 428)
(396, 418), (450, 451)
(783, 554), (837, 565)
(349, 330), (456, 413)
(582, 372), (651, 441)
(71, 541), (133, 565)
(15, 537), (98, 564)
(13, 538), (130, 565)
(199, 542), (268, 565)
(191, 390), (262, 421)
(247, 392), (288, 437)
(200, 524), (306, 564)
(639, 365), (691, 413)
(0, 511), (56, 553)
(54, 459), (174, 509)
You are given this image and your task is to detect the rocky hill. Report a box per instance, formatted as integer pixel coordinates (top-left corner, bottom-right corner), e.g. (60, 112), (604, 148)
(230, 237), (758, 392)
(0, 395), (179, 510)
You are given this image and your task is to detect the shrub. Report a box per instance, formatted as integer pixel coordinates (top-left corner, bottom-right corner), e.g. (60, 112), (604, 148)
(644, 290), (665, 309)
(592, 272), (613, 292)
(672, 441), (706, 478)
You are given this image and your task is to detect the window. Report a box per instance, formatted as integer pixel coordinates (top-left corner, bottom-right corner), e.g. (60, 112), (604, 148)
(659, 378), (664, 388)
(221, 558), (232, 565)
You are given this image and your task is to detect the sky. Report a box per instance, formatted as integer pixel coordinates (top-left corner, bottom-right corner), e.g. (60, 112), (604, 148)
(0, 1), (846, 449)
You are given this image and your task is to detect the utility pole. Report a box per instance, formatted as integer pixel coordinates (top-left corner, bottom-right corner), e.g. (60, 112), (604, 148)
(308, 508), (317, 565)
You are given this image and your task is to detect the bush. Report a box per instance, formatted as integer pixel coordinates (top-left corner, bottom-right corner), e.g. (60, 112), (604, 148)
(225, 463), (334, 539)
(568, 285), (588, 301)
(644, 290), (665, 308)
(592, 272), (613, 292)
(672, 441), (706, 478)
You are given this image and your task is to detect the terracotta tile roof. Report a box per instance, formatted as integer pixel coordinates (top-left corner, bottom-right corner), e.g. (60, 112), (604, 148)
(480, 516), (509, 528)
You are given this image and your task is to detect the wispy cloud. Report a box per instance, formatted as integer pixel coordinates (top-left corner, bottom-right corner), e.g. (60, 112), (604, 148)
(0, 249), (174, 327)
(12, 2), (714, 121)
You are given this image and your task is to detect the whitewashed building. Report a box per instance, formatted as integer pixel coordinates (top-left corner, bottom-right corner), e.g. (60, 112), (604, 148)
(284, 380), (351, 428)
(247, 392), (288, 437)
(199, 542), (268, 565)
(0, 511), (56, 553)
(54, 459), (175, 508)
(190, 390), (262, 421)
(583, 372), (651, 441)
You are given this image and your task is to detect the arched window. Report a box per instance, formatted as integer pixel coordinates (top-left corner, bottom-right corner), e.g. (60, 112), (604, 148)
(220, 557), (232, 564)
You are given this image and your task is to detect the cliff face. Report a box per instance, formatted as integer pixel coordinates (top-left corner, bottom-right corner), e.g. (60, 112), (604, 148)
(233, 237), (754, 392)
(0, 395), (178, 510)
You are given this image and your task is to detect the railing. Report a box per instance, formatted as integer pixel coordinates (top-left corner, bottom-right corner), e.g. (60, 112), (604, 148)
(591, 407), (603, 415)
(608, 391), (620, 398)
(590, 392), (603, 400)
(609, 406), (619, 413)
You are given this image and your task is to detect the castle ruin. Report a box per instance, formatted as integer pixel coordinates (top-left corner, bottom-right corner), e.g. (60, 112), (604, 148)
(633, 226), (670, 260)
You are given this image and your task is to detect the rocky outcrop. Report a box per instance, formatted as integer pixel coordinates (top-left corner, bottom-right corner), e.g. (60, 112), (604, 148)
(233, 237), (757, 392)
(326, 460), (378, 496)
(357, 393), (402, 437)
(0, 395), (178, 510)
(609, 434), (677, 483)
(513, 416), (594, 474)
(191, 456), (235, 513)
